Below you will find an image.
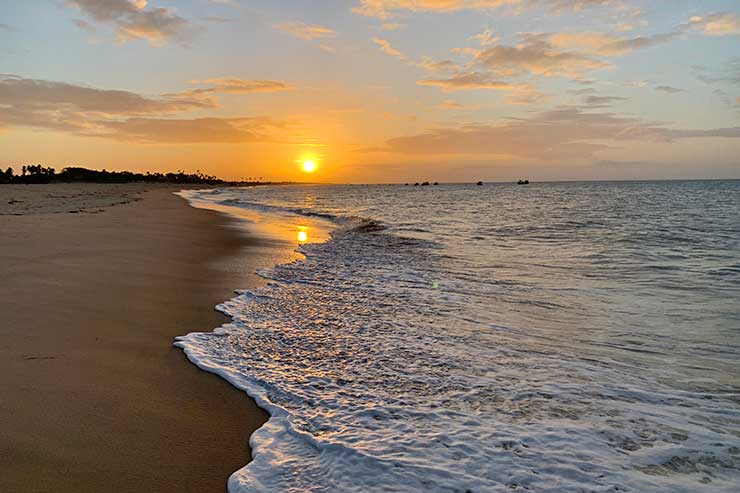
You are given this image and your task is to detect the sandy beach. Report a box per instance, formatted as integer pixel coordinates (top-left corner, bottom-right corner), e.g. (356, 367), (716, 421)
(0, 184), (271, 492)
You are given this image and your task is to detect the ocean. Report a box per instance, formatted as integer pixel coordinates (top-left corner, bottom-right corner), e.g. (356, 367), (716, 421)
(176, 181), (740, 492)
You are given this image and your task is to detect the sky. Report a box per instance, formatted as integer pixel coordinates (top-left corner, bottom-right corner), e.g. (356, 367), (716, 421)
(1, 0), (739, 183)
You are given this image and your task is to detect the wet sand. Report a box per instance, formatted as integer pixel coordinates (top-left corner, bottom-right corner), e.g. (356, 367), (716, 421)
(0, 185), (272, 492)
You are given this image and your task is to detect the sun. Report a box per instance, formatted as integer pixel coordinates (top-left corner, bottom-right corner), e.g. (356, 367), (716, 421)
(302, 160), (317, 173)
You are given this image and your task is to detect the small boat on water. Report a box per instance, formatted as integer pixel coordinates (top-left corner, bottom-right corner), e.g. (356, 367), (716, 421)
(517, 179), (530, 185)
(476, 181), (483, 186)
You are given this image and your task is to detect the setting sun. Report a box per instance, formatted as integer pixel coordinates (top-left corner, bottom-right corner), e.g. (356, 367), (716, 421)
(302, 160), (317, 173)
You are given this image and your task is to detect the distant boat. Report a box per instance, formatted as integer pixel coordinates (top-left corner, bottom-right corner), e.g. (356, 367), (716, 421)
(517, 179), (530, 185)
(476, 181), (483, 186)
(413, 182), (419, 186)
(421, 181), (430, 186)
(433, 182), (439, 186)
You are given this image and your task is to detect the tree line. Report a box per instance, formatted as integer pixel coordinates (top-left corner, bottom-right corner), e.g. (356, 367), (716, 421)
(0, 165), (258, 185)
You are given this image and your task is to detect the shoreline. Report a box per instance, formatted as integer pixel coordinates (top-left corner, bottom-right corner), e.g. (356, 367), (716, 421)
(0, 184), (272, 492)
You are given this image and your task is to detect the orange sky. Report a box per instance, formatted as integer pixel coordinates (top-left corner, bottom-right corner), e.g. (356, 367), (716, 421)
(1, 1), (739, 182)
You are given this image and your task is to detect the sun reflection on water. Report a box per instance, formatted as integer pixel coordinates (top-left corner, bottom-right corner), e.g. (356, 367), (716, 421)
(297, 226), (308, 243)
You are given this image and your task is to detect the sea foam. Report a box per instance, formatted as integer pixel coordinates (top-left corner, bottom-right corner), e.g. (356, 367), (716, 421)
(176, 182), (740, 492)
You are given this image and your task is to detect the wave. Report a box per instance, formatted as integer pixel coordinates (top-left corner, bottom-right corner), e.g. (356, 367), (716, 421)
(175, 184), (740, 493)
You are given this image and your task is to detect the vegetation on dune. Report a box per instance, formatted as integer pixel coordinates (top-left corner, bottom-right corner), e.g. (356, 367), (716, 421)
(0, 165), (264, 185)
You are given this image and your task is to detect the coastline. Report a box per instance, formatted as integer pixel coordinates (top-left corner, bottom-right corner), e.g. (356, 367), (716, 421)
(0, 184), (270, 492)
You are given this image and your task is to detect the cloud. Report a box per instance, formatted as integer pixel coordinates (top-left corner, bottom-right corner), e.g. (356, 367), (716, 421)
(582, 95), (628, 107)
(188, 78), (295, 94)
(99, 117), (284, 143)
(419, 57), (460, 72)
(471, 28), (499, 46)
(353, 1), (512, 18)
(67, 0), (190, 46)
(0, 75), (211, 116)
(593, 159), (650, 166)
(694, 60), (740, 87)
(204, 16), (235, 24)
(417, 72), (530, 91)
(435, 100), (467, 110)
(373, 106), (740, 160)
(655, 85), (684, 94)
(373, 38), (405, 59)
(547, 30), (680, 56)
(690, 13), (740, 36)
(474, 35), (611, 77)
(0, 75), (291, 143)
(353, 0), (620, 18)
(72, 18), (96, 33)
(418, 72), (549, 104)
(274, 22), (336, 40)
(570, 87), (597, 95)
(596, 31), (681, 55)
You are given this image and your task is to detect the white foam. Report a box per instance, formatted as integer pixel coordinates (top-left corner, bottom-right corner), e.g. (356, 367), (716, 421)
(176, 184), (740, 492)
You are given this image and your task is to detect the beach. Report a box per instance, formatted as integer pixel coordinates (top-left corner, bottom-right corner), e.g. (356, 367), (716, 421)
(0, 184), (270, 492)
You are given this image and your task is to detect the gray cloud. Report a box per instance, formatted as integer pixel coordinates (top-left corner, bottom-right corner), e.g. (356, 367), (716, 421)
(374, 106), (740, 160)
(0, 75), (292, 143)
(655, 85), (684, 94)
(583, 95), (628, 107)
(597, 31), (680, 55)
(474, 35), (611, 77)
(67, 0), (190, 45)
(72, 18), (96, 33)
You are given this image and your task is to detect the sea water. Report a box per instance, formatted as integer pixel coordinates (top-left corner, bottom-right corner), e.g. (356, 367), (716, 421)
(176, 181), (740, 492)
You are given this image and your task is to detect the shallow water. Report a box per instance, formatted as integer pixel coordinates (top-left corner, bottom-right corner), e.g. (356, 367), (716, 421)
(177, 181), (740, 492)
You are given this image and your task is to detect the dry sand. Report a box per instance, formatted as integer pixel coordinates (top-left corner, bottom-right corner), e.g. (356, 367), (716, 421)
(0, 184), (275, 492)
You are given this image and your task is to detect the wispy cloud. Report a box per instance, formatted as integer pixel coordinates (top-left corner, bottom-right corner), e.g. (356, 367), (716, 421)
(274, 22), (336, 40)
(353, 0), (622, 18)
(373, 38), (405, 59)
(188, 78), (295, 94)
(72, 18), (96, 33)
(690, 13), (740, 36)
(435, 100), (467, 110)
(655, 85), (684, 94)
(582, 95), (628, 107)
(418, 72), (530, 91)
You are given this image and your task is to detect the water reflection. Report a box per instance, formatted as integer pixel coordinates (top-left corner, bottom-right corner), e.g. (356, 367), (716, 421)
(297, 226), (308, 243)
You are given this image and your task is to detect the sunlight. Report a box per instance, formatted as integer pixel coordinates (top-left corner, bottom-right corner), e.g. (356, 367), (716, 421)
(297, 226), (308, 243)
(302, 160), (317, 173)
